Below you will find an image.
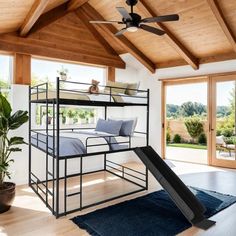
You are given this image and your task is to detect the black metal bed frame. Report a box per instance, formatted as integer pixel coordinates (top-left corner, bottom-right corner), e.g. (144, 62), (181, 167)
(29, 77), (150, 218)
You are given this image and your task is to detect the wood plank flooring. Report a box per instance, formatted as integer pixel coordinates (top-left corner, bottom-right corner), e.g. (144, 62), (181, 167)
(1, 161), (236, 236)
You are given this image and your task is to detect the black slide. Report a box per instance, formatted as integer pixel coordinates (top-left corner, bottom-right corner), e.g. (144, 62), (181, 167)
(134, 146), (216, 230)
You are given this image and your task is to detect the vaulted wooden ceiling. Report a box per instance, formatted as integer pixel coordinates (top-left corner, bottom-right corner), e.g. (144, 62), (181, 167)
(0, 0), (236, 73)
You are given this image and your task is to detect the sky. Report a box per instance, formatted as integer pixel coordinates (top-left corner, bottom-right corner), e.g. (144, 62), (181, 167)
(166, 81), (235, 107)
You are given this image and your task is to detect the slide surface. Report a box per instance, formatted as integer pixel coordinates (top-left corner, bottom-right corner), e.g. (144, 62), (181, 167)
(134, 146), (216, 230)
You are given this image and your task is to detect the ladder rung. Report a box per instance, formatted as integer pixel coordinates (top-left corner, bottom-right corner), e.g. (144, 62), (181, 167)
(67, 191), (81, 197)
(47, 189), (53, 196)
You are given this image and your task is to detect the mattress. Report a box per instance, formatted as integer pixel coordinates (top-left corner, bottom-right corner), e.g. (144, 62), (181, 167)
(31, 90), (147, 104)
(31, 130), (129, 157)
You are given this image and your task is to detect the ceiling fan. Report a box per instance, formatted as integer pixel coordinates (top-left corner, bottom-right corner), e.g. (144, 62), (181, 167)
(89, 0), (179, 36)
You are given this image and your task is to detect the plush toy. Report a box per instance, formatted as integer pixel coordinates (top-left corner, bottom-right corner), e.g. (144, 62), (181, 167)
(88, 79), (100, 94)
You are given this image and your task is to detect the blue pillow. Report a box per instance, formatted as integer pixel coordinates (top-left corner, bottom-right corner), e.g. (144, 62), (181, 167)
(109, 119), (134, 136)
(95, 119), (123, 135)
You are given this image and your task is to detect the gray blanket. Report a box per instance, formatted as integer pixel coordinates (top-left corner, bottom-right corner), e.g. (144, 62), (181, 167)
(31, 131), (127, 157)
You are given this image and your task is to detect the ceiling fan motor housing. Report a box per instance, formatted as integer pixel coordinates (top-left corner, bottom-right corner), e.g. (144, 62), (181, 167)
(126, 0), (138, 6)
(126, 13), (141, 28)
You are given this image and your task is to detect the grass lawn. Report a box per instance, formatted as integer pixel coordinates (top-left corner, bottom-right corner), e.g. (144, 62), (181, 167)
(167, 143), (207, 150)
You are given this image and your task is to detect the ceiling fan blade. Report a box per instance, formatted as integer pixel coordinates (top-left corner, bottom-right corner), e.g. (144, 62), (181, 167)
(90, 20), (123, 24)
(140, 24), (165, 36)
(115, 28), (127, 36)
(142, 14), (179, 23)
(116, 7), (132, 20)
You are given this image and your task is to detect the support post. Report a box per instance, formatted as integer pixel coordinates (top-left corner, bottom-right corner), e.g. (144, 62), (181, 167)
(28, 85), (32, 186)
(56, 77), (60, 218)
(14, 53), (31, 85)
(146, 89), (150, 190)
(45, 83), (49, 207)
(107, 67), (116, 82)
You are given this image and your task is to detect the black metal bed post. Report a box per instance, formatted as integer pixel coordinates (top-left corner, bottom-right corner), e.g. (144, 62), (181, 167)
(28, 85), (32, 186)
(45, 83), (49, 207)
(52, 100), (55, 214)
(80, 155), (83, 210)
(56, 77), (60, 218)
(146, 89), (150, 190)
(104, 106), (107, 170)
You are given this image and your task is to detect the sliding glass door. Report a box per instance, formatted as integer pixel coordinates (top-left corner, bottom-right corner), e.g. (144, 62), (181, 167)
(211, 75), (236, 168)
(162, 73), (236, 169)
(162, 78), (209, 164)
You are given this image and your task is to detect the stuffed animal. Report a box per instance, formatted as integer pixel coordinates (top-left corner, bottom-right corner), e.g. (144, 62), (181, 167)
(88, 79), (100, 94)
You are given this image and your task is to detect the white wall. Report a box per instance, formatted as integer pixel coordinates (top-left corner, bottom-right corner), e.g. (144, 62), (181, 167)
(9, 85), (29, 185)
(9, 54), (236, 185)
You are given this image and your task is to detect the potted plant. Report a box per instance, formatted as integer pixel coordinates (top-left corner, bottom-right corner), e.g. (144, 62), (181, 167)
(65, 109), (75, 125)
(57, 66), (68, 81)
(88, 111), (95, 124)
(78, 112), (86, 124)
(0, 93), (28, 213)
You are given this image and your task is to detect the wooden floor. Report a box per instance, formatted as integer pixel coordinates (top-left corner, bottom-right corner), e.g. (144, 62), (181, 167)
(1, 161), (236, 236)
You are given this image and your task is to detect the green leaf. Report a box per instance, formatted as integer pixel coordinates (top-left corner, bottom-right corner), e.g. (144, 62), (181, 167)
(0, 163), (8, 171)
(8, 147), (22, 152)
(8, 110), (29, 130)
(0, 93), (12, 118)
(8, 137), (26, 146)
(0, 116), (8, 131)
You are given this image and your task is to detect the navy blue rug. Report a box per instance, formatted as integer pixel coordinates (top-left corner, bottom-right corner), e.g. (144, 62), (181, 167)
(71, 187), (236, 236)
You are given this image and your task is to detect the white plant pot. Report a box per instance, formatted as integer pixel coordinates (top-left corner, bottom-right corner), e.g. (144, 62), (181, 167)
(81, 118), (87, 124)
(66, 117), (74, 125)
(41, 115), (47, 125)
(88, 117), (95, 124)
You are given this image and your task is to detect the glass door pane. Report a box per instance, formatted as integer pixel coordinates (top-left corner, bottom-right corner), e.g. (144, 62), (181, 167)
(164, 81), (208, 164)
(212, 78), (236, 168)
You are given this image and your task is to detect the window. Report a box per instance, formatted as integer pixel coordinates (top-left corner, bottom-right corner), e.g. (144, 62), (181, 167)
(0, 54), (13, 99)
(31, 58), (106, 87)
(32, 58), (106, 126)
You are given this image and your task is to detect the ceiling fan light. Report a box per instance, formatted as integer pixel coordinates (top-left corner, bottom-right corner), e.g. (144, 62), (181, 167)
(127, 26), (138, 32)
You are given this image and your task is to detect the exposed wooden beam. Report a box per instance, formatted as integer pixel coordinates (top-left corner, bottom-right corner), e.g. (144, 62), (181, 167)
(207, 0), (236, 52)
(75, 8), (118, 56)
(81, 3), (156, 73)
(155, 52), (236, 69)
(137, 0), (199, 70)
(14, 53), (31, 85)
(107, 67), (116, 81)
(20, 0), (50, 36)
(28, 2), (68, 35)
(0, 33), (126, 69)
(67, 0), (89, 11)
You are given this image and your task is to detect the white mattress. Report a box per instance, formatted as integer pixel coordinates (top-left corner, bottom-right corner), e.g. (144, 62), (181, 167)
(31, 90), (147, 104)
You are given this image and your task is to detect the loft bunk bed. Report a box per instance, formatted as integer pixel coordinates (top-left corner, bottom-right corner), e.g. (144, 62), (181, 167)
(29, 77), (150, 218)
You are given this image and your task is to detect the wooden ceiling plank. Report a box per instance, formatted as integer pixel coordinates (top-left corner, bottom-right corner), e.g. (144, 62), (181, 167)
(81, 3), (156, 73)
(20, 0), (50, 36)
(137, 0), (199, 70)
(67, 0), (89, 11)
(27, 2), (68, 35)
(207, 0), (236, 52)
(75, 8), (118, 56)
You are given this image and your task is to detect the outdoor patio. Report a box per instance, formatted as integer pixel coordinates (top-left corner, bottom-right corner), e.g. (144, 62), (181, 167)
(166, 146), (236, 164)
